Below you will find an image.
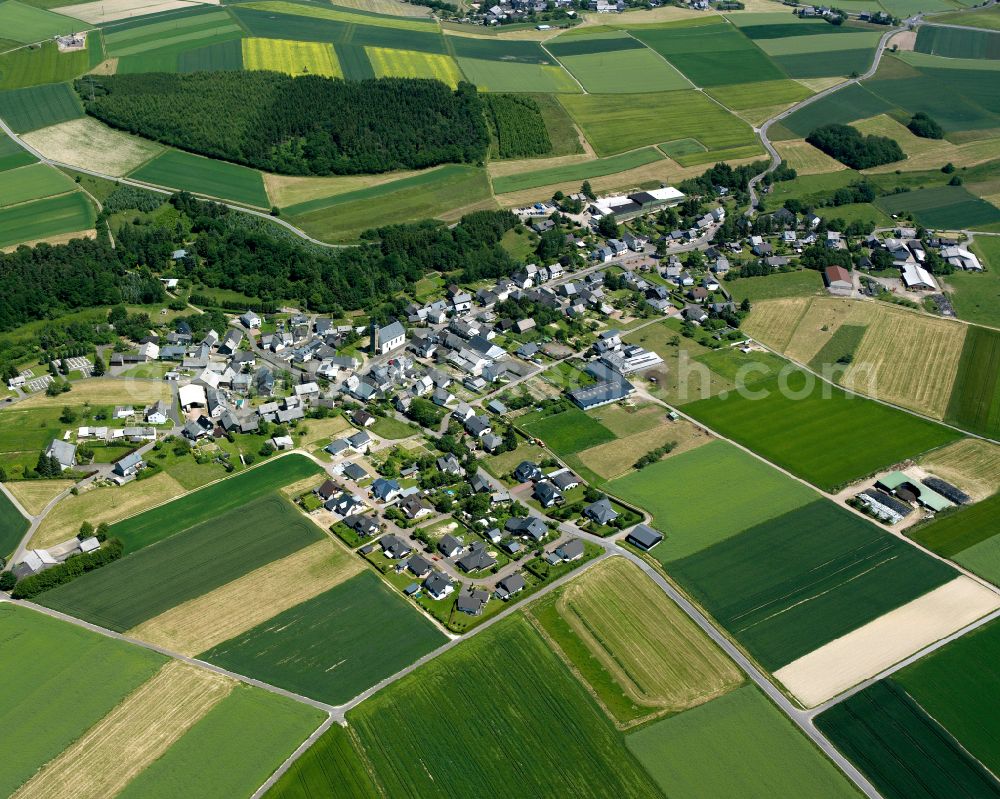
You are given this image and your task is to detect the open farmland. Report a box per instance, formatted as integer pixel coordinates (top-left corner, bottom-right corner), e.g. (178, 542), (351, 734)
(130, 149), (270, 208)
(202, 571), (447, 705)
(627, 686), (859, 799)
(915, 24), (1000, 60)
(22, 117), (165, 177)
(854, 114), (1000, 173)
(817, 681), (1000, 799)
(0, 0), (79, 42)
(609, 440), (816, 562)
(519, 406), (615, 456)
(456, 57), (580, 93)
(178, 39), (244, 72)
(4, 479), (72, 516)
(367, 47), (461, 86)
(37, 494), (324, 632)
(554, 47), (691, 94)
(0, 191), (94, 249)
(349, 615), (662, 798)
(726, 269), (824, 304)
(909, 492), (1000, 559)
(773, 138), (847, 174)
(951, 237), (1000, 327)
(875, 186), (1000, 230)
(103, 9), (242, 58)
(0, 82), (82, 133)
(946, 324), (1000, 439)
(0, 489), (29, 557)
(243, 38), (342, 77)
(780, 82), (896, 137)
(0, 604), (165, 798)
(0, 40), (92, 90)
(265, 723), (380, 799)
(0, 163), (77, 207)
(491, 147), (663, 194)
(669, 499), (956, 671)
(575, 417), (708, 482)
(534, 557), (743, 725)
(681, 369), (961, 490)
(0, 131), (35, 172)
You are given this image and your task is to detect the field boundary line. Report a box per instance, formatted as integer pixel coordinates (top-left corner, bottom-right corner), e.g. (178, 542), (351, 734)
(623, 30), (695, 89)
(539, 41), (588, 94)
(249, 713), (337, 799)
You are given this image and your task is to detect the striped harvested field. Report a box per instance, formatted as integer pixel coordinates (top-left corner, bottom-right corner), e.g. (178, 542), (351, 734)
(918, 438), (1000, 502)
(774, 139), (847, 175)
(741, 296), (811, 352)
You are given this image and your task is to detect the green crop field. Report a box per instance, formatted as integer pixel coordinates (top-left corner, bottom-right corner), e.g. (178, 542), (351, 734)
(0, 131), (35, 172)
(955, 528), (1000, 585)
(916, 25), (1000, 60)
(706, 79), (811, 111)
(669, 499), (955, 670)
(893, 618), (1000, 777)
(817, 680), (1000, 799)
(755, 30), (882, 56)
(130, 149), (270, 208)
(555, 48), (690, 93)
(608, 440), (816, 562)
(950, 237), (1000, 327)
(909, 493), (1000, 558)
(238, 0), (438, 31)
(449, 35), (554, 63)
(933, 5), (1000, 31)
(0, 488), (29, 558)
(0, 163), (76, 207)
(335, 43), (375, 78)
(178, 38), (245, 72)
(0, 0), (79, 43)
(632, 22), (786, 87)
(726, 269), (823, 303)
(520, 406), (615, 456)
(875, 186), (1000, 230)
(0, 191), (95, 248)
(349, 615), (662, 798)
(202, 571), (446, 705)
(0, 40), (91, 90)
(366, 46), (460, 86)
(492, 147), (662, 194)
(775, 47), (881, 79)
(781, 83), (896, 137)
(265, 723), (380, 799)
(946, 325), (1000, 438)
(681, 370), (962, 490)
(559, 90), (759, 157)
(37, 494), (323, 632)
(117, 685), (323, 799)
(106, 454), (322, 553)
(456, 57), (580, 93)
(809, 324), (869, 372)
(0, 604), (166, 798)
(627, 686), (859, 799)
(0, 82), (82, 133)
(104, 9), (242, 57)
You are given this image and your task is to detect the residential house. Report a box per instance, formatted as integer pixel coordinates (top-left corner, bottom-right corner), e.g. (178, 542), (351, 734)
(456, 588), (490, 616)
(399, 494), (433, 520)
(506, 516), (548, 542)
(555, 538), (585, 562)
(379, 534), (412, 560)
(456, 542), (497, 573)
(371, 477), (402, 503)
(514, 461), (542, 483)
(495, 573), (526, 601)
(112, 451), (144, 479)
(583, 497), (618, 526)
(533, 480), (562, 507)
(626, 524), (663, 551)
(424, 572), (455, 600)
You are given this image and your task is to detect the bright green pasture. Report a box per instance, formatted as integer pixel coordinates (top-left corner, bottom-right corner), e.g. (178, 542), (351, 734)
(916, 24), (1000, 60)
(265, 723), (381, 799)
(202, 571), (447, 705)
(609, 440), (816, 562)
(706, 79), (811, 111)
(726, 269), (824, 303)
(0, 40), (91, 89)
(559, 90), (758, 157)
(0, 81), (82, 132)
(556, 48), (690, 93)
(0, 0), (80, 43)
(130, 149), (270, 207)
(681, 369), (961, 490)
(754, 30), (882, 56)
(0, 604), (166, 798)
(627, 686), (859, 799)
(0, 163), (76, 207)
(492, 148), (662, 194)
(899, 49), (1000, 71)
(519, 406), (615, 456)
(117, 686), (323, 799)
(104, 10), (241, 57)
(875, 186), (1000, 230)
(909, 493), (1000, 559)
(781, 82), (895, 137)
(456, 57), (580, 93)
(0, 191), (95, 247)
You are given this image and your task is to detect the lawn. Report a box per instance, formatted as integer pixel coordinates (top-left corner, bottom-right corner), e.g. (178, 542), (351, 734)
(130, 149), (270, 208)
(532, 557), (743, 725)
(949, 239), (1000, 327)
(0, 488), (29, 559)
(116, 686), (323, 799)
(816, 680), (1000, 799)
(349, 614), (662, 798)
(519, 405), (615, 456)
(669, 499), (956, 670)
(875, 186), (1000, 230)
(0, 81), (82, 133)
(491, 147), (663, 194)
(37, 494), (323, 632)
(0, 163), (76, 207)
(946, 325), (1000, 438)
(0, 604), (166, 798)
(682, 369), (962, 490)
(202, 571), (446, 705)
(909, 492), (1000, 559)
(559, 90), (759, 158)
(242, 38), (342, 77)
(726, 269), (823, 303)
(106, 453), (322, 553)
(370, 414), (415, 439)
(627, 686), (859, 799)
(608, 440), (816, 562)
(264, 723), (381, 799)
(556, 47), (690, 93)
(0, 191), (95, 248)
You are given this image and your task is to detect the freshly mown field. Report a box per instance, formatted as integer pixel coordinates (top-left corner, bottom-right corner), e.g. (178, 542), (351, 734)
(555, 47), (690, 93)
(669, 499), (956, 670)
(37, 494), (324, 632)
(875, 186), (1000, 230)
(909, 492), (1000, 559)
(130, 149), (270, 208)
(609, 440), (816, 562)
(559, 90), (760, 159)
(0, 163), (77, 207)
(519, 406), (615, 457)
(0, 81), (82, 133)
(915, 24), (1000, 60)
(106, 453), (321, 552)
(946, 325), (1000, 439)
(243, 38), (341, 77)
(919, 438), (1000, 503)
(491, 147), (662, 194)
(349, 615), (662, 798)
(816, 680), (1000, 799)
(0, 604), (166, 798)
(628, 686), (859, 798)
(533, 557), (743, 725)
(202, 571), (447, 705)
(682, 369), (962, 490)
(0, 488), (29, 558)
(116, 685), (323, 799)
(265, 723), (381, 799)
(0, 190), (94, 248)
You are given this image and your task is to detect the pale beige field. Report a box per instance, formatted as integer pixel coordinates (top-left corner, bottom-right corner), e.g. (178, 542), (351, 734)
(856, 115), (1000, 173)
(774, 139), (847, 175)
(5, 480), (74, 516)
(13, 662), (232, 799)
(889, 30), (916, 51)
(742, 296), (811, 353)
(23, 118), (165, 178)
(53, 0), (217, 23)
(577, 419), (709, 480)
(31, 471), (186, 548)
(775, 577), (1000, 707)
(1, 229), (95, 253)
(842, 307), (967, 418)
(16, 378), (170, 409)
(129, 540), (362, 655)
(919, 438), (1000, 502)
(556, 557), (743, 719)
(610, 5), (720, 23)
(781, 298), (879, 365)
(326, 0), (430, 15)
(264, 166), (433, 208)
(795, 76), (846, 93)
(487, 148), (592, 179)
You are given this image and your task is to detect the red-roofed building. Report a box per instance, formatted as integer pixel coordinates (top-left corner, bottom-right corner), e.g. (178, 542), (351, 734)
(824, 265), (853, 296)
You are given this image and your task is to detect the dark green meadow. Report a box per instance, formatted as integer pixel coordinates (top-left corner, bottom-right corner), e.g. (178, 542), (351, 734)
(448, 35), (555, 63)
(266, 724), (381, 799)
(0, 489), (29, 560)
(875, 186), (1000, 230)
(946, 325), (1000, 438)
(909, 492), (1000, 558)
(0, 82), (82, 132)
(668, 500), (955, 670)
(916, 25), (1000, 60)
(178, 38), (244, 72)
(519, 406), (616, 457)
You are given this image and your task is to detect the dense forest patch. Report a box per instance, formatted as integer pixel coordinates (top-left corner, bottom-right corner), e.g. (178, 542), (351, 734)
(806, 123), (904, 169)
(76, 71), (489, 176)
(483, 94), (552, 159)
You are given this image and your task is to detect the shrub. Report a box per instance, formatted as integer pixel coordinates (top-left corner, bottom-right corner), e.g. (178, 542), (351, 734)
(0, 571), (16, 591)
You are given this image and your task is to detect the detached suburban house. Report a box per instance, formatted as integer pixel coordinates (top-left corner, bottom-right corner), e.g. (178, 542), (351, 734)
(45, 439), (77, 471)
(112, 451), (144, 479)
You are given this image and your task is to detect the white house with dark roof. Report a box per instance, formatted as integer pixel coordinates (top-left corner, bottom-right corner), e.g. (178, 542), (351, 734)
(371, 320), (406, 356)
